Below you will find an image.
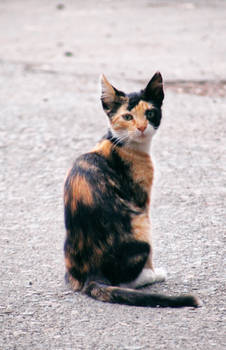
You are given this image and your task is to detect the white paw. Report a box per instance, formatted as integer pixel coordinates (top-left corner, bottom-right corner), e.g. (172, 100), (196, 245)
(133, 269), (156, 288)
(153, 268), (167, 282)
(120, 268), (166, 289)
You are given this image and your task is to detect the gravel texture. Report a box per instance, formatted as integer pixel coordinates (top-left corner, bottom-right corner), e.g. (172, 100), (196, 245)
(0, 1), (225, 349)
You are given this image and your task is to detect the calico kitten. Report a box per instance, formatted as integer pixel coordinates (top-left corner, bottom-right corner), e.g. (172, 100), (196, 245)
(64, 72), (200, 307)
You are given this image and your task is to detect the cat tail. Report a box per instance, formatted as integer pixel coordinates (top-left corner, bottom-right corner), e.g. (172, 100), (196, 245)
(83, 281), (201, 308)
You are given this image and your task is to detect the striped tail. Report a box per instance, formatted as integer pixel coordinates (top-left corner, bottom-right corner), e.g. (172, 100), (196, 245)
(84, 281), (201, 308)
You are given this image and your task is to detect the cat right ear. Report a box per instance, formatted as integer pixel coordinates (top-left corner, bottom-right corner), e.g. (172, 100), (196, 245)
(100, 75), (126, 117)
(143, 72), (164, 107)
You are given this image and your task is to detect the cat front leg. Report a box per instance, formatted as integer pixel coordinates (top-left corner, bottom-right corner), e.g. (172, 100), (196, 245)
(131, 214), (167, 287)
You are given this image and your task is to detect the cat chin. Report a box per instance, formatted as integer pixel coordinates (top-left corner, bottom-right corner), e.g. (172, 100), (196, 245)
(127, 138), (152, 154)
(132, 132), (154, 143)
(127, 130), (156, 153)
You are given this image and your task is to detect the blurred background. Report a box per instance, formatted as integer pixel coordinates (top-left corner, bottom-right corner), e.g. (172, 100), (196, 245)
(1, 0), (225, 80)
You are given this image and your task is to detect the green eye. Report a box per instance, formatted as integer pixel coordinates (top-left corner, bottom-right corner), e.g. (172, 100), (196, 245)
(146, 110), (156, 120)
(122, 114), (133, 121)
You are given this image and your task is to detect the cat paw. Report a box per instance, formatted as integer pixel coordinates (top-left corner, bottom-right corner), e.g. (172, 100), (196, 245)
(153, 268), (167, 282)
(120, 268), (167, 289)
(135, 269), (157, 287)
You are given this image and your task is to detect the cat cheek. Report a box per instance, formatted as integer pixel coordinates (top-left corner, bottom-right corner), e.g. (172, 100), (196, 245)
(149, 126), (157, 136)
(143, 125), (156, 138)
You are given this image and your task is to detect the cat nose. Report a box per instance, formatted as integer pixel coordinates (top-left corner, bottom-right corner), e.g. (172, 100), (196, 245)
(137, 125), (147, 133)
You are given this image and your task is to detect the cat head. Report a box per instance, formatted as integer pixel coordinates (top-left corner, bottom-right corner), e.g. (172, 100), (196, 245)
(100, 72), (164, 149)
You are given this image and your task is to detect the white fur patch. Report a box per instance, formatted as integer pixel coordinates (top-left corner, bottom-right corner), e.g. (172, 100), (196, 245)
(120, 268), (167, 289)
(110, 123), (156, 154)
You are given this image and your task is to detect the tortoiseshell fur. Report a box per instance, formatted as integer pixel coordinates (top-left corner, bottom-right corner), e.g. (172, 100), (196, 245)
(64, 73), (200, 307)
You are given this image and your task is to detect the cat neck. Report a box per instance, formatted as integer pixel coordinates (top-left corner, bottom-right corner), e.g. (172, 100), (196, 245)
(117, 143), (152, 164)
(126, 138), (152, 154)
(105, 129), (152, 155)
(116, 142), (154, 195)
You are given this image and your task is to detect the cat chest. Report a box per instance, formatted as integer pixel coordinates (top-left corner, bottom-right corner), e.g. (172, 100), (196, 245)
(117, 149), (154, 205)
(129, 162), (153, 209)
(130, 160), (153, 191)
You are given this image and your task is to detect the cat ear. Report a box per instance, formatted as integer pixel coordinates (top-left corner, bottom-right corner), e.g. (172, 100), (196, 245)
(100, 74), (126, 117)
(143, 72), (164, 107)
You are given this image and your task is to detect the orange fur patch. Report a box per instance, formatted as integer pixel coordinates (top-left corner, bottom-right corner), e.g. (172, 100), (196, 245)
(117, 147), (154, 197)
(111, 115), (131, 131)
(92, 139), (112, 158)
(64, 168), (72, 206)
(131, 212), (150, 242)
(67, 273), (82, 291)
(64, 188), (70, 206)
(65, 256), (73, 270)
(78, 160), (97, 171)
(131, 101), (151, 116)
(131, 213), (153, 269)
(131, 101), (152, 131)
(70, 175), (93, 212)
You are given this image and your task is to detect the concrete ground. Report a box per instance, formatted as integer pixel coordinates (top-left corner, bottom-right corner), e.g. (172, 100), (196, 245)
(0, 1), (225, 349)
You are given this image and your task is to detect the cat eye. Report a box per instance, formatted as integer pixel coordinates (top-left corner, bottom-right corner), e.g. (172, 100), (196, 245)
(122, 114), (133, 121)
(146, 109), (156, 120)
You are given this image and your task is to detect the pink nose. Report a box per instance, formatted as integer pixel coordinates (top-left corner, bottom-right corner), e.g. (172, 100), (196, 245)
(137, 125), (146, 133)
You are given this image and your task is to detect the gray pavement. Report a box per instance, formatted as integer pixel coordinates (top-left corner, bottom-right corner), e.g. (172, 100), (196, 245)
(0, 1), (225, 349)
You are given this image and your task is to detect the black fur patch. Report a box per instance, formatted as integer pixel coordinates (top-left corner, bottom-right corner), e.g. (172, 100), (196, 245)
(145, 109), (162, 129)
(101, 240), (150, 284)
(102, 100), (122, 118)
(127, 92), (142, 110)
(83, 281), (200, 308)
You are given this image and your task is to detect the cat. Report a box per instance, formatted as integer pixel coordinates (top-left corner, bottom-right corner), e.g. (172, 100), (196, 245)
(63, 72), (200, 308)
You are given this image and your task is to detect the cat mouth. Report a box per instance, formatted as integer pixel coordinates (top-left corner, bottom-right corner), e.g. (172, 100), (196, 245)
(132, 132), (148, 143)
(138, 132), (148, 139)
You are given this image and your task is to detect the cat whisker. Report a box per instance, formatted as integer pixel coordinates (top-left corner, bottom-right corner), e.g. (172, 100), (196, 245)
(110, 134), (129, 150)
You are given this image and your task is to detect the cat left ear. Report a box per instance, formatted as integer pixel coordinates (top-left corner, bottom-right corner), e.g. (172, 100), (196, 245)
(143, 72), (164, 107)
(100, 74), (126, 117)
